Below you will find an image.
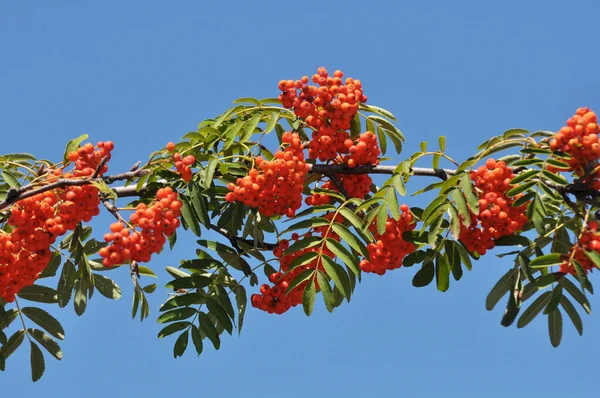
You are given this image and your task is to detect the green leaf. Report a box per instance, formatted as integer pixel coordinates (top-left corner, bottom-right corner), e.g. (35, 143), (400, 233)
(233, 97), (261, 106)
(284, 236), (322, 255)
(503, 128), (529, 139)
(234, 285), (247, 334)
(284, 217), (330, 232)
(73, 279), (87, 316)
(18, 285), (58, 304)
(412, 261), (435, 287)
(28, 329), (63, 360)
(223, 120), (246, 150)
(339, 207), (364, 230)
(198, 312), (220, 349)
(376, 125), (387, 155)
(548, 308), (563, 347)
(376, 203), (388, 235)
(326, 238), (360, 275)
(165, 275), (212, 291)
(173, 330), (189, 358)
(240, 113), (262, 142)
(459, 174), (479, 214)
(558, 277), (591, 314)
(1, 329), (25, 359)
(500, 288), (521, 327)
(560, 296), (583, 336)
(517, 291), (552, 328)
(286, 269), (315, 293)
(157, 307), (197, 324)
(138, 266), (158, 278)
(57, 261), (76, 308)
(290, 251), (319, 271)
(332, 223), (369, 258)
(264, 111), (279, 134)
(584, 250), (600, 270)
(206, 298), (233, 335)
(447, 206), (461, 240)
(165, 266), (190, 279)
(21, 307), (65, 340)
(536, 273), (558, 289)
(30, 341), (45, 382)
(510, 169), (539, 185)
(506, 181), (536, 197)
(544, 286), (563, 315)
(190, 325), (203, 356)
(204, 158), (219, 188)
(159, 293), (205, 312)
(392, 173), (406, 196)
(215, 285), (236, 321)
(62, 133), (88, 163)
(321, 255), (351, 299)
(360, 104), (397, 120)
(452, 190), (470, 226)
(316, 272), (334, 312)
(486, 269), (515, 311)
(302, 278), (316, 316)
(158, 322), (191, 339)
(438, 136), (446, 152)
(542, 170), (568, 186)
(39, 251), (61, 278)
(435, 255), (450, 292)
(529, 253), (563, 268)
(93, 274), (122, 300)
(180, 195), (201, 236)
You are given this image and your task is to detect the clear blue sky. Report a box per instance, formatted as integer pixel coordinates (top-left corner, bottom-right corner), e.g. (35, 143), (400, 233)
(1, 1), (599, 396)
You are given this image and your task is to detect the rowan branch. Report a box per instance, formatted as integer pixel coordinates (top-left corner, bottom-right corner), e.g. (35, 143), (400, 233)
(209, 224), (278, 251)
(0, 168), (150, 211)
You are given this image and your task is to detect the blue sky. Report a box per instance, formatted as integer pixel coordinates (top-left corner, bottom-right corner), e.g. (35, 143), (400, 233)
(1, 0), (600, 396)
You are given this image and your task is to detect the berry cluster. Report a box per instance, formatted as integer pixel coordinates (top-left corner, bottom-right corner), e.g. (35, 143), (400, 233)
(225, 132), (309, 217)
(342, 131), (381, 168)
(549, 107), (599, 175)
(99, 187), (182, 266)
(0, 142), (114, 302)
(66, 141), (114, 177)
(251, 213), (342, 314)
(278, 67), (367, 162)
(360, 205), (416, 275)
(305, 174), (372, 205)
(459, 158), (528, 255)
(559, 221), (600, 275)
(172, 152), (195, 182)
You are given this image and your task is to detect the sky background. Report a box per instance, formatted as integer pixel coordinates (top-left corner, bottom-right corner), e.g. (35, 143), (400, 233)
(1, 0), (600, 396)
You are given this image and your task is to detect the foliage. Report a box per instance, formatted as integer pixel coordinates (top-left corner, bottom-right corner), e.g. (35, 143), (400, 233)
(0, 67), (598, 381)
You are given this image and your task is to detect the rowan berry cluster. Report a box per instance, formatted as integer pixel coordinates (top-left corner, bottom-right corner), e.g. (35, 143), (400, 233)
(0, 142), (115, 302)
(278, 67), (368, 162)
(342, 131), (381, 168)
(171, 152), (195, 182)
(459, 158), (528, 255)
(251, 213), (342, 314)
(305, 174), (373, 205)
(558, 221), (600, 275)
(360, 205), (416, 275)
(549, 107), (599, 175)
(99, 187), (182, 266)
(66, 141), (114, 177)
(225, 132), (309, 217)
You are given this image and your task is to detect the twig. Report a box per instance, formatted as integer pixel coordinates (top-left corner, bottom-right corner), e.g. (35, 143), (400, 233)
(91, 156), (110, 179)
(209, 224), (278, 250)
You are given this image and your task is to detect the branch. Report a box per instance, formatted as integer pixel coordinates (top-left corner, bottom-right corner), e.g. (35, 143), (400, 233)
(0, 169), (150, 211)
(209, 224), (278, 251)
(308, 164), (455, 179)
